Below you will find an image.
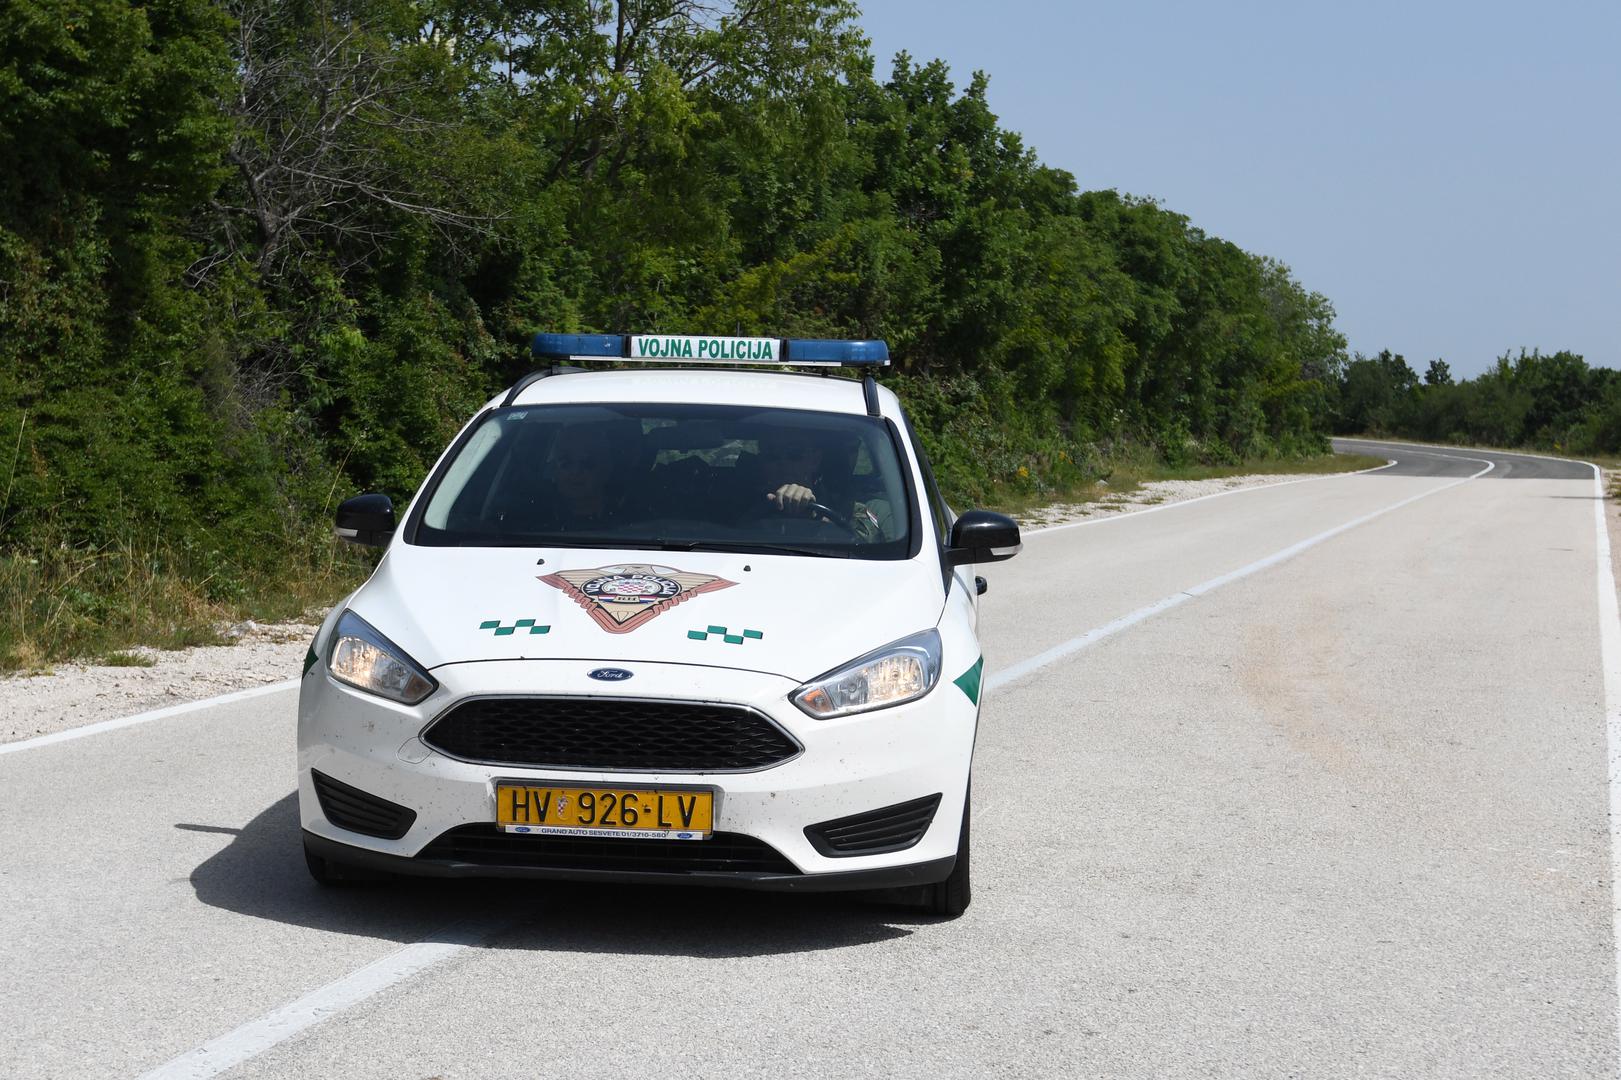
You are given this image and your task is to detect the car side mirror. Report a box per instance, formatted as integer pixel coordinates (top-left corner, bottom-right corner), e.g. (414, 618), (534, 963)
(946, 510), (1021, 565)
(335, 493), (395, 547)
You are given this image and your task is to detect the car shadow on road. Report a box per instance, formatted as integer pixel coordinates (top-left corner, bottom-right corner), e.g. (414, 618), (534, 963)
(184, 792), (929, 957)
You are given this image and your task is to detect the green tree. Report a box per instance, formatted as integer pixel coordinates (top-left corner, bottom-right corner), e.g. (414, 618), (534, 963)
(1336, 350), (1418, 434)
(4, 0), (1379, 665)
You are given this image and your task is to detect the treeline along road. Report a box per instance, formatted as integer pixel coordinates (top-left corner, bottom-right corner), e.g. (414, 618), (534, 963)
(3, 0), (1356, 668)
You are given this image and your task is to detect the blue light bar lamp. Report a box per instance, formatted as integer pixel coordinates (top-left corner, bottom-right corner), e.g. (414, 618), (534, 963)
(530, 334), (890, 368)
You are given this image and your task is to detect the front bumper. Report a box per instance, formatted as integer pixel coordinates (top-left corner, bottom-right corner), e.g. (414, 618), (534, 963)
(297, 659), (974, 889)
(302, 830), (955, 890)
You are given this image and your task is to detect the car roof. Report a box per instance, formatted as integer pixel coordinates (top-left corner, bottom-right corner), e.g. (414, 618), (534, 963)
(505, 367), (902, 418)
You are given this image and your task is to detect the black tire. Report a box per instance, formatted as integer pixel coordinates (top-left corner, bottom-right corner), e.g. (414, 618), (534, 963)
(922, 789), (971, 917)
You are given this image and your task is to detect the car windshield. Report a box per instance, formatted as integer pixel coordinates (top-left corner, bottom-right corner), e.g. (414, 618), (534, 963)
(413, 403), (913, 559)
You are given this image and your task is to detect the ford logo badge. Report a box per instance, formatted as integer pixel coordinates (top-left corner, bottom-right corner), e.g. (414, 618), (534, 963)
(588, 668), (634, 682)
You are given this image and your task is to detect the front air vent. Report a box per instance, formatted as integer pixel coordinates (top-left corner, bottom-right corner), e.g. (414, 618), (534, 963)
(417, 826), (799, 876)
(805, 794), (942, 857)
(422, 696), (801, 772)
(311, 769), (417, 840)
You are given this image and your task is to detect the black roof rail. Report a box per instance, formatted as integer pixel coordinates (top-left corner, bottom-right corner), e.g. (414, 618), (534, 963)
(501, 365), (584, 406)
(862, 374), (881, 417)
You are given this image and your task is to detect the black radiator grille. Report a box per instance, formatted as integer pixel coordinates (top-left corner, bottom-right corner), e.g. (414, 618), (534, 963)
(418, 825), (798, 875)
(805, 794), (942, 857)
(311, 769), (417, 840)
(422, 697), (801, 772)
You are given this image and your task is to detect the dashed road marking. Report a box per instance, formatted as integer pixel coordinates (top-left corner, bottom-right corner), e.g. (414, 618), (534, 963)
(134, 918), (505, 1080)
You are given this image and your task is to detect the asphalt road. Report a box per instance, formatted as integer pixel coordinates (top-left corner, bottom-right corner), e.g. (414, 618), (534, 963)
(2, 441), (1615, 1079)
(1334, 437), (1596, 479)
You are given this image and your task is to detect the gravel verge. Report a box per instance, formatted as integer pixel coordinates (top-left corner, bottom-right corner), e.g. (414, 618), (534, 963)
(1, 620), (317, 745)
(1014, 471), (1363, 530)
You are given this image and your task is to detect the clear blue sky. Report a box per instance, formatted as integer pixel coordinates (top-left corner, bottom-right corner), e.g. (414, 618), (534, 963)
(858, 0), (1620, 377)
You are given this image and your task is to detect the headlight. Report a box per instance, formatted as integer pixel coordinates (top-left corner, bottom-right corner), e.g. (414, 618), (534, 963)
(327, 610), (437, 705)
(791, 629), (942, 719)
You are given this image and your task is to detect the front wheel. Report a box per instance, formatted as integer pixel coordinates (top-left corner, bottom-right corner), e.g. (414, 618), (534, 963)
(922, 789), (971, 917)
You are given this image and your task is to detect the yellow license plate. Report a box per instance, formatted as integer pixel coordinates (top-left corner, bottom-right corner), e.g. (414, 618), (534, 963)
(496, 783), (714, 840)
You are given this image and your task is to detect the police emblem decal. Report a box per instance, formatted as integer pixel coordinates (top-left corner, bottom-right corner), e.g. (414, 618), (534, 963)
(538, 563), (736, 634)
(582, 572), (680, 604)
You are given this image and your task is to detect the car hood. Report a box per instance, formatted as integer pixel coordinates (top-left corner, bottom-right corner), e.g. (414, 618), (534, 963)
(348, 544), (945, 683)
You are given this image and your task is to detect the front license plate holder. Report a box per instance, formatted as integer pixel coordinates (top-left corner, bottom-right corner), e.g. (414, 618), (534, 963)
(494, 781), (716, 840)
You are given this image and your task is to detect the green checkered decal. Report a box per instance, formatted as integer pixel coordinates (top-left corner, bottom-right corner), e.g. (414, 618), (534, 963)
(687, 625), (764, 645)
(479, 619), (551, 637)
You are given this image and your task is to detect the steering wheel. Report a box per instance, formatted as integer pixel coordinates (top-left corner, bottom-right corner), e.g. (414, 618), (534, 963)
(806, 501), (858, 535)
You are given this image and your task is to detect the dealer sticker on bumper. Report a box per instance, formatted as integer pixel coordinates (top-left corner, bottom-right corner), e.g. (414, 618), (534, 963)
(496, 783), (714, 840)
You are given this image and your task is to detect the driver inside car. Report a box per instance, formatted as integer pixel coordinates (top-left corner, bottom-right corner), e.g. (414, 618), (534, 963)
(761, 434), (824, 516)
(759, 432), (894, 543)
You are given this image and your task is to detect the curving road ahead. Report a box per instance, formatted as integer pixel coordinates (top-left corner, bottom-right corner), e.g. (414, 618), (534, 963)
(1335, 436), (1596, 479)
(1, 441), (1616, 1079)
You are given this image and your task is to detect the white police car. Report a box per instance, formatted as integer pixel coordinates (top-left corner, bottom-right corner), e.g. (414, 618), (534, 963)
(299, 334), (1020, 916)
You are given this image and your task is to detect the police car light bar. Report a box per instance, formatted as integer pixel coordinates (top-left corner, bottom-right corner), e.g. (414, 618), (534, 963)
(530, 333), (890, 368)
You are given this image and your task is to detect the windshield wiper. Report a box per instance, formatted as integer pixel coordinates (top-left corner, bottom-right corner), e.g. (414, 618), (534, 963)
(652, 539), (849, 559)
(483, 535), (670, 550)
(518, 536), (632, 549)
(469, 535), (849, 558)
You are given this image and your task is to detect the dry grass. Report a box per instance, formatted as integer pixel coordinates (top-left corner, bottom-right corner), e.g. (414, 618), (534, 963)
(100, 651), (158, 668)
(0, 534), (370, 673)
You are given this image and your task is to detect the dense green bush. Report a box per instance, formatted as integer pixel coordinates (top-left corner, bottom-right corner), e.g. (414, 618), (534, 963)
(1, 1), (1359, 663)
(1332, 348), (1617, 455)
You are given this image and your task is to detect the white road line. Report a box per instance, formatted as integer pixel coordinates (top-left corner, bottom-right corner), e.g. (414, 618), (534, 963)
(1338, 436), (1587, 468)
(1359, 447), (1488, 464)
(0, 679), (298, 758)
(1022, 458), (1397, 538)
(134, 919), (502, 1080)
(987, 456), (1494, 693)
(1337, 438), (1526, 470)
(1586, 461), (1621, 1078)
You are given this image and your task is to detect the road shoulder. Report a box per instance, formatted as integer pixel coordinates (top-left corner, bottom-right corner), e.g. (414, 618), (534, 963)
(0, 620), (314, 745)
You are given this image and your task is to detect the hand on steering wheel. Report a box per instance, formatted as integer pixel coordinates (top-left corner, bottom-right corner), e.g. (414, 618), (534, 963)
(766, 485), (856, 535)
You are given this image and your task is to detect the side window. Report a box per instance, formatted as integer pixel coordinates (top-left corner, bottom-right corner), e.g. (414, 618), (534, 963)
(422, 414), (509, 530)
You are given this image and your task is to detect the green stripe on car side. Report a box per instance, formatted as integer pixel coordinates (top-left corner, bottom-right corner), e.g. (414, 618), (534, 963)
(953, 656), (984, 704)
